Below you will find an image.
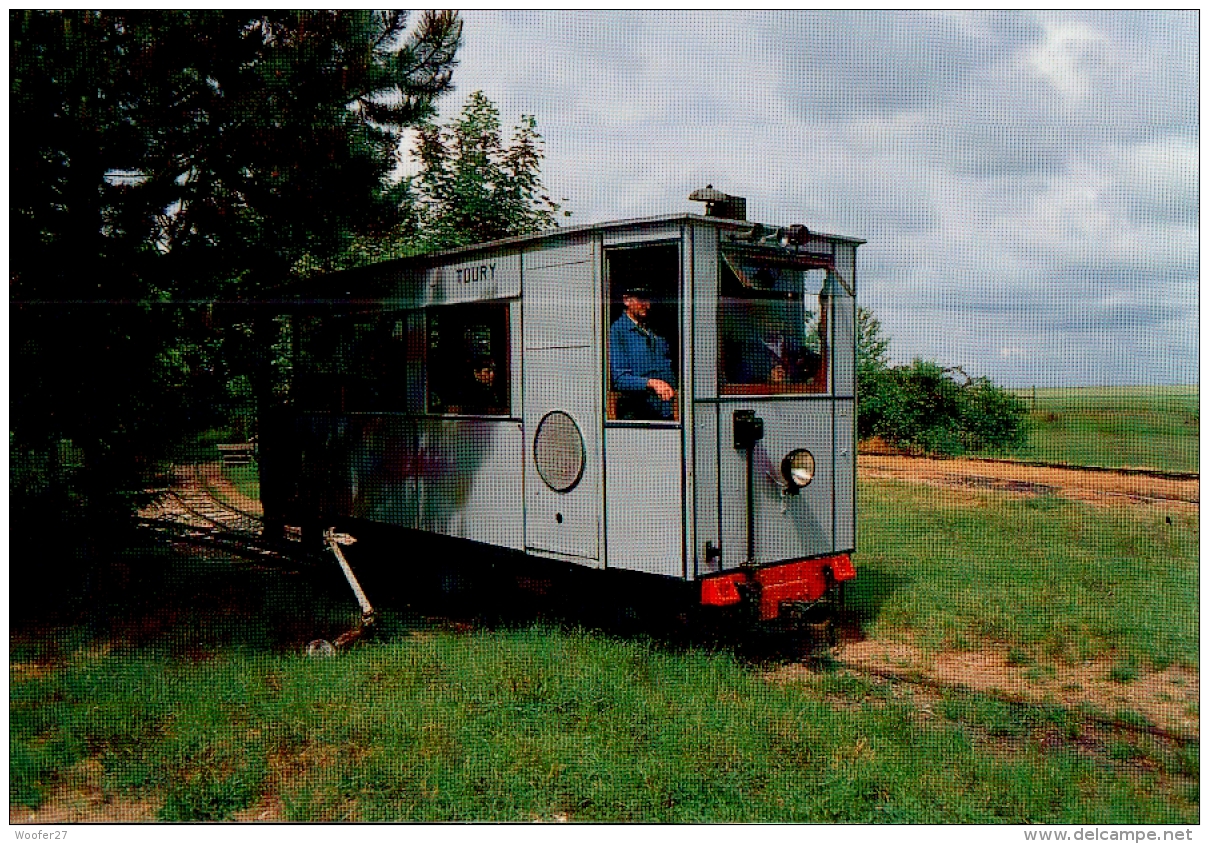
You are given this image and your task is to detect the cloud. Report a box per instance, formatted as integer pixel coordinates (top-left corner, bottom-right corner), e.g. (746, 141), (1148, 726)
(436, 10), (1197, 387)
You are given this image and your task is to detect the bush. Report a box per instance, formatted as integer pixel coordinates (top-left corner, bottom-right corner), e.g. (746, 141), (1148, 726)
(858, 359), (1028, 456)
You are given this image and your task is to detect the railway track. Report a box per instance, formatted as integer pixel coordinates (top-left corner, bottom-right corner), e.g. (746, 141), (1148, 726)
(136, 465), (304, 565)
(858, 452), (1198, 511)
(952, 454), (1199, 482)
(776, 654), (1200, 783)
(859, 450), (1199, 482)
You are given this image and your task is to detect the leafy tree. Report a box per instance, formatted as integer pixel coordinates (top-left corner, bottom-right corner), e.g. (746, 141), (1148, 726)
(856, 306), (890, 376)
(10, 10), (462, 593)
(409, 90), (567, 250)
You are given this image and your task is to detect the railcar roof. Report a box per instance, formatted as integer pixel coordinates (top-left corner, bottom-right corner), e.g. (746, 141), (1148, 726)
(268, 212), (863, 303)
(403, 212), (866, 263)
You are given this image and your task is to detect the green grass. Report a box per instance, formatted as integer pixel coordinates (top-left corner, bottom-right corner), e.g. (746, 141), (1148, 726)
(9, 477), (1200, 823)
(997, 385), (1198, 473)
(10, 621), (1197, 823)
(849, 479), (1199, 668)
(220, 462), (260, 503)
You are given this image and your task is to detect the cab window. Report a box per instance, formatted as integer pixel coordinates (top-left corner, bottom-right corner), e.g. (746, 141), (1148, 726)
(719, 247), (830, 395)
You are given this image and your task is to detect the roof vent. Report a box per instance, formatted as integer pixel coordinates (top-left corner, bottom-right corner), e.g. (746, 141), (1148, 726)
(689, 185), (746, 220)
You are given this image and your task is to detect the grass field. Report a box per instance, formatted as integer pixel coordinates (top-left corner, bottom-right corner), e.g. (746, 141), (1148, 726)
(852, 480), (1199, 669)
(9, 609), (1198, 822)
(10, 476), (1199, 823)
(219, 462), (260, 503)
(998, 385), (1198, 473)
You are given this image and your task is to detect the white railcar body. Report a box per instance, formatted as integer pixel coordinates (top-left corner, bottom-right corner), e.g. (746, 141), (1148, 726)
(264, 202), (863, 621)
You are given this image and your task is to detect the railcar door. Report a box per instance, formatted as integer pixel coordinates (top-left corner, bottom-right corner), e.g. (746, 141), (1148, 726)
(602, 241), (685, 578)
(522, 239), (603, 564)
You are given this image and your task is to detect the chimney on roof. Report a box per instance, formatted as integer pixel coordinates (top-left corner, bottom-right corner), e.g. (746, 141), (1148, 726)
(688, 185), (746, 220)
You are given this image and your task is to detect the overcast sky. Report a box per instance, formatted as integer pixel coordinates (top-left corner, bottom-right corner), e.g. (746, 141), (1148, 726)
(425, 9), (1197, 388)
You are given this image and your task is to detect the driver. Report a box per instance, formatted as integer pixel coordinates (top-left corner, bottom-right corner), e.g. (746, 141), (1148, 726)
(608, 285), (676, 420)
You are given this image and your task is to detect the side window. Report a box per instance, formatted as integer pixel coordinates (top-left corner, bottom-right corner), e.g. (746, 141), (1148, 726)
(293, 312), (408, 413)
(719, 248), (830, 396)
(346, 314), (409, 412)
(427, 302), (510, 416)
(605, 244), (681, 421)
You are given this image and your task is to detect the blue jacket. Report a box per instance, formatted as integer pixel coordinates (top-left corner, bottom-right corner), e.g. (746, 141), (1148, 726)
(609, 314), (676, 419)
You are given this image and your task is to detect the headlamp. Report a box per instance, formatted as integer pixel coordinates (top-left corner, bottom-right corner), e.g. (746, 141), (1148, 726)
(781, 449), (816, 491)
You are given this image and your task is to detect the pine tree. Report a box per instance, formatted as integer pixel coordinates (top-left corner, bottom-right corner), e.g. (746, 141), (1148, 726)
(10, 11), (463, 575)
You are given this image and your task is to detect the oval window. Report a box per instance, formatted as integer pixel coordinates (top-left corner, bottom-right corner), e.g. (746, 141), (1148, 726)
(533, 411), (586, 493)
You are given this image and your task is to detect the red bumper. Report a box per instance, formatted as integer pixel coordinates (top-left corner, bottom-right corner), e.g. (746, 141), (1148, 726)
(700, 554), (855, 620)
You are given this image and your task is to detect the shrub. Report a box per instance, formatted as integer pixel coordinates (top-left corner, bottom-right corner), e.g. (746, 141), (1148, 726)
(858, 359), (1028, 456)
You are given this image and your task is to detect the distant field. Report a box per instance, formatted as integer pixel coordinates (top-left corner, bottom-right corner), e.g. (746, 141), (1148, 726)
(997, 385), (1198, 473)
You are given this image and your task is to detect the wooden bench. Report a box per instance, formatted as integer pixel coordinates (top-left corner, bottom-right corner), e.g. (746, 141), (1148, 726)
(217, 443), (255, 466)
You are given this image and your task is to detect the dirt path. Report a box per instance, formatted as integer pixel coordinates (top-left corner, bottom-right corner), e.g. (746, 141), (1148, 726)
(191, 461), (264, 516)
(858, 453), (1199, 514)
(797, 641), (1199, 739)
(833, 452), (1200, 738)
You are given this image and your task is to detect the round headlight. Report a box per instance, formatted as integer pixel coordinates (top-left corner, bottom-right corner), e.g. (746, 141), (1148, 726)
(782, 449), (816, 489)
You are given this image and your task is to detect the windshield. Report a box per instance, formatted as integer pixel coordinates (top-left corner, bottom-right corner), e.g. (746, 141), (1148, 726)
(718, 247), (830, 395)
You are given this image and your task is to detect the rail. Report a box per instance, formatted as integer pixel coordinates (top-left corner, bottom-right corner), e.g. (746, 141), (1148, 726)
(858, 450), (1199, 482)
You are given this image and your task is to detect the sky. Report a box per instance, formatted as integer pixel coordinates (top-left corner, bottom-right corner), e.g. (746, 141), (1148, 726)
(419, 10), (1198, 388)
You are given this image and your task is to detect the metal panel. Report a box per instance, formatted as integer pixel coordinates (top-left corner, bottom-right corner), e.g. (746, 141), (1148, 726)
(691, 223), (719, 399)
(832, 298), (856, 400)
(509, 302), (524, 414)
(832, 244), (857, 398)
(522, 241), (602, 564)
(523, 237), (591, 271)
(524, 347), (601, 562)
(416, 418), (524, 549)
(834, 400), (855, 551)
(718, 400), (834, 568)
(425, 252), (521, 306)
(679, 230), (695, 581)
(605, 427), (683, 577)
(834, 243), (857, 296)
(523, 241), (594, 350)
(692, 403), (721, 576)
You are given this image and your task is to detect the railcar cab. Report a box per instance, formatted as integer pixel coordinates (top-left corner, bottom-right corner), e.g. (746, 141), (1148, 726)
(261, 188), (862, 625)
(597, 194), (860, 622)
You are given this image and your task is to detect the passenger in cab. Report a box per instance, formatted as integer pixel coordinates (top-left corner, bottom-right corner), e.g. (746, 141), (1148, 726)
(609, 285), (676, 420)
(722, 298), (822, 387)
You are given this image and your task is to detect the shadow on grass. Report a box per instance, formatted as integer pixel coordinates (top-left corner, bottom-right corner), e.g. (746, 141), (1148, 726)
(11, 519), (910, 672)
(10, 528), (385, 662)
(835, 562), (910, 640)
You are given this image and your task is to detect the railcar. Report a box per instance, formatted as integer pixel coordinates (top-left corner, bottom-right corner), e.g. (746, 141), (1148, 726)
(259, 188), (862, 626)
